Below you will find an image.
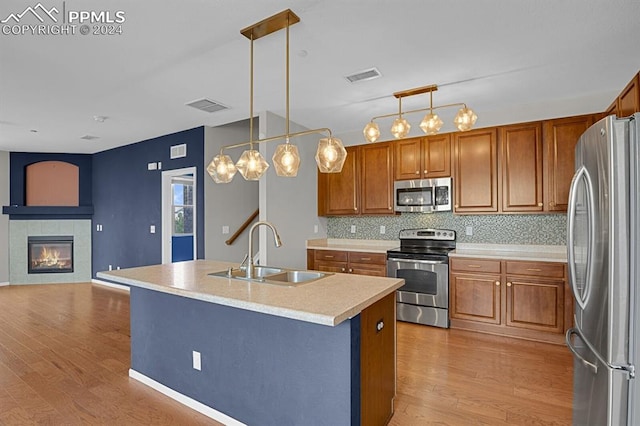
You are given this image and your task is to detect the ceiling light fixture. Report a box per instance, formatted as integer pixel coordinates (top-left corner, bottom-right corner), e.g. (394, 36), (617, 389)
(207, 9), (347, 184)
(363, 85), (478, 143)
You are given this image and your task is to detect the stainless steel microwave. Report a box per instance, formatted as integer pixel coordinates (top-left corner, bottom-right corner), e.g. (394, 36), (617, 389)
(394, 177), (452, 213)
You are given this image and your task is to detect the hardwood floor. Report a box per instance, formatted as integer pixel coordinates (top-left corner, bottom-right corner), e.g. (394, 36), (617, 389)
(391, 322), (573, 425)
(0, 283), (573, 425)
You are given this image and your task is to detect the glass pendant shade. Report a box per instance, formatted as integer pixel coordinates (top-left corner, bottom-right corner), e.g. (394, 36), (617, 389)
(315, 137), (347, 173)
(454, 107), (478, 132)
(363, 121), (381, 143)
(207, 154), (237, 183)
(419, 112), (444, 135)
(272, 143), (301, 177)
(236, 149), (269, 180)
(390, 117), (411, 139)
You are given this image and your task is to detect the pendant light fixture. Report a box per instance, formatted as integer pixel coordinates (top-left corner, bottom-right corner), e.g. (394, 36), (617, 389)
(362, 84), (478, 143)
(207, 10), (347, 184)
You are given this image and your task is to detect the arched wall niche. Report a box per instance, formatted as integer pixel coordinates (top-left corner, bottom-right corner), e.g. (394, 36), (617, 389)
(25, 161), (79, 206)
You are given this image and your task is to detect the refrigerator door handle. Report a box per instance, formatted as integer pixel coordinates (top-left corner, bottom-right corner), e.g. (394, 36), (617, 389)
(567, 166), (596, 310)
(566, 327), (636, 379)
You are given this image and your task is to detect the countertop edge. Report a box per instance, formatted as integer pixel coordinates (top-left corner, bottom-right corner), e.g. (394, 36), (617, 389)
(97, 269), (404, 327)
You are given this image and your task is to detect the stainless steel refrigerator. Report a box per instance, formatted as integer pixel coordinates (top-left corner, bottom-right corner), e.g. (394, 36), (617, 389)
(566, 113), (639, 425)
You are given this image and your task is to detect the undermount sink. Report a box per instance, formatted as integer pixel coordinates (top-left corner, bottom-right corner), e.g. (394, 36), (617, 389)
(209, 266), (328, 286)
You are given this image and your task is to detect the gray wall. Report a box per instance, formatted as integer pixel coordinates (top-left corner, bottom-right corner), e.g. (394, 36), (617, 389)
(204, 122), (260, 263)
(0, 151), (8, 283)
(259, 111), (327, 269)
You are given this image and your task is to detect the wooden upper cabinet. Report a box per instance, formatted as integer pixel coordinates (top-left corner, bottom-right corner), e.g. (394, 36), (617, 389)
(618, 72), (640, 117)
(500, 123), (543, 212)
(318, 146), (359, 215)
(361, 142), (394, 214)
(453, 129), (498, 213)
(318, 144), (394, 216)
(395, 135), (451, 180)
(543, 115), (594, 212)
(423, 134), (451, 178)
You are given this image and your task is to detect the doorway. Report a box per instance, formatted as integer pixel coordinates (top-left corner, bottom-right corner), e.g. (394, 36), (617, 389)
(161, 167), (197, 263)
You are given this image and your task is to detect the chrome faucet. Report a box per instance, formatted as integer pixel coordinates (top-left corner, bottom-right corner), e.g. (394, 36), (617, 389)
(246, 221), (282, 280)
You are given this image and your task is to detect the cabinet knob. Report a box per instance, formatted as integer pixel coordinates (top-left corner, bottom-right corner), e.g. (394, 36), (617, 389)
(507, 282), (512, 287)
(495, 281), (500, 286)
(455, 204), (459, 208)
(550, 201), (556, 207)
(348, 268), (353, 273)
(415, 171), (420, 175)
(341, 268), (346, 272)
(424, 170), (428, 174)
(538, 202), (543, 207)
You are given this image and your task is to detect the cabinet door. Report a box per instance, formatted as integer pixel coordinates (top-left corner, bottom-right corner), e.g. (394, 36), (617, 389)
(500, 123), (543, 212)
(360, 293), (395, 426)
(618, 73), (640, 117)
(543, 115), (593, 212)
(360, 142), (394, 215)
(423, 134), (451, 178)
(453, 129), (498, 213)
(321, 146), (360, 215)
(450, 273), (501, 324)
(506, 277), (564, 333)
(394, 137), (422, 180)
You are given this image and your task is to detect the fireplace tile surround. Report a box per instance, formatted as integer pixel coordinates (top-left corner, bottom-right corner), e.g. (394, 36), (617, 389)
(9, 219), (91, 284)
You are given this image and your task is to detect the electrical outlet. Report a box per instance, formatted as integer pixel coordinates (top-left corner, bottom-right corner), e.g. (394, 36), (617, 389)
(222, 226), (229, 234)
(116, 266), (120, 270)
(108, 264), (112, 271)
(313, 224), (319, 234)
(466, 226), (473, 236)
(157, 162), (162, 170)
(380, 225), (386, 235)
(192, 350), (201, 371)
(150, 225), (156, 234)
(350, 225), (356, 234)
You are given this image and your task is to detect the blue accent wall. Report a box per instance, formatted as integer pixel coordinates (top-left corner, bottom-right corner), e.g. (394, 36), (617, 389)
(92, 127), (204, 277)
(9, 152), (93, 206)
(130, 287), (360, 425)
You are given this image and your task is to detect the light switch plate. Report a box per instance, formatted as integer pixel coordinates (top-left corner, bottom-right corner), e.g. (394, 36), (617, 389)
(222, 226), (229, 234)
(192, 351), (201, 371)
(150, 225), (156, 233)
(380, 225), (386, 234)
(147, 162), (157, 170)
(466, 226), (473, 236)
(350, 225), (356, 234)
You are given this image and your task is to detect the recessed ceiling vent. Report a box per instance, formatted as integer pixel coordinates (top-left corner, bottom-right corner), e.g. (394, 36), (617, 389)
(80, 135), (99, 140)
(345, 67), (382, 83)
(170, 144), (187, 159)
(186, 98), (229, 113)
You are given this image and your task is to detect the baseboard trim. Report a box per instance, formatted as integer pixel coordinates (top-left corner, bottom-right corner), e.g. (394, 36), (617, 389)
(128, 369), (244, 426)
(0, 282), (9, 287)
(91, 279), (130, 292)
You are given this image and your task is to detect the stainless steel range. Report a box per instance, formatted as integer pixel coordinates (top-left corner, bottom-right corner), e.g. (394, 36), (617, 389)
(387, 228), (456, 328)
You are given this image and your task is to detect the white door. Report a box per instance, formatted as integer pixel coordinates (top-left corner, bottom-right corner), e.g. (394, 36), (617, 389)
(162, 167), (197, 263)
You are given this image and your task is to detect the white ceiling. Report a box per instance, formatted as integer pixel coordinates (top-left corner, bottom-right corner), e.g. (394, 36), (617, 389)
(1, 0), (639, 154)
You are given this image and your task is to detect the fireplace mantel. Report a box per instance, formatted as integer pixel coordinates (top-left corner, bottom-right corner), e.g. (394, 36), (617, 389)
(2, 205), (94, 219)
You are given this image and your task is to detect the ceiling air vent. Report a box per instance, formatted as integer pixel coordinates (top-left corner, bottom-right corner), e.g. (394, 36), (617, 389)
(80, 135), (99, 140)
(170, 143), (187, 159)
(185, 98), (229, 113)
(344, 67), (382, 83)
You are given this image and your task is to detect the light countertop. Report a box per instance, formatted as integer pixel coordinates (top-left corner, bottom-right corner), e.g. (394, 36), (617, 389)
(97, 260), (404, 327)
(307, 238), (399, 253)
(450, 243), (567, 263)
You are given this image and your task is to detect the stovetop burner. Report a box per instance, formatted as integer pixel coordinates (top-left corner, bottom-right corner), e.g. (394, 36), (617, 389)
(387, 228), (456, 262)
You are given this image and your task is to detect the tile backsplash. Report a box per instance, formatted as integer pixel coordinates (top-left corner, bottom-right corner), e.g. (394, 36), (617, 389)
(327, 212), (567, 245)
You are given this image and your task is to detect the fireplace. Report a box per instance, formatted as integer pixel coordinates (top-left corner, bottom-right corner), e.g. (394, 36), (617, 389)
(28, 236), (74, 274)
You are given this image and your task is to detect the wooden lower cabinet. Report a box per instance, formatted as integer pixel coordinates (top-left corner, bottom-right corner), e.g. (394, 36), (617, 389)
(308, 249), (387, 277)
(360, 292), (396, 426)
(450, 257), (571, 344)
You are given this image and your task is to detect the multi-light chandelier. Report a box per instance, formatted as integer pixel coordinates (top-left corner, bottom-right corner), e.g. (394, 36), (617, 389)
(362, 84), (478, 143)
(207, 9), (347, 184)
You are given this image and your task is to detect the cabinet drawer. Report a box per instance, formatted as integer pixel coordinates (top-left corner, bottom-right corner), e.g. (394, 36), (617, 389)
(349, 252), (386, 265)
(314, 250), (348, 262)
(450, 258), (501, 274)
(506, 261), (565, 278)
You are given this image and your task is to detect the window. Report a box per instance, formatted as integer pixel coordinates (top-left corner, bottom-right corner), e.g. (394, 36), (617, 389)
(172, 178), (194, 235)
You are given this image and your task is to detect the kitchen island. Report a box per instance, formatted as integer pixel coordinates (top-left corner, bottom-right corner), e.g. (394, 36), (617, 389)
(98, 260), (403, 426)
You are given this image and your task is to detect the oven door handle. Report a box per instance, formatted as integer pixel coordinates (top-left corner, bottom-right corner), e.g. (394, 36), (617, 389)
(387, 258), (446, 265)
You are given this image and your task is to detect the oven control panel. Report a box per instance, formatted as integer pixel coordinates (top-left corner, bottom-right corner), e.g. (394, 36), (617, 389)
(398, 228), (456, 241)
